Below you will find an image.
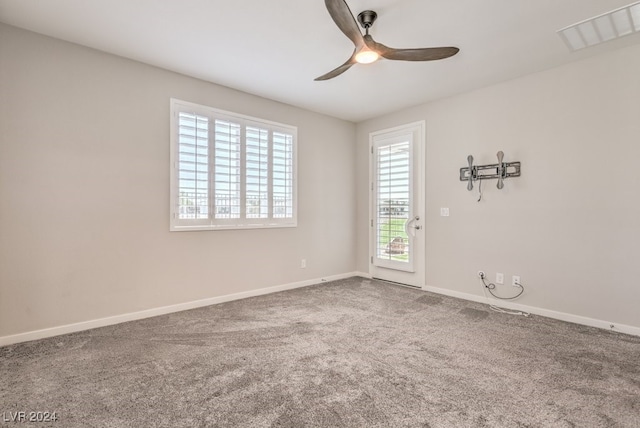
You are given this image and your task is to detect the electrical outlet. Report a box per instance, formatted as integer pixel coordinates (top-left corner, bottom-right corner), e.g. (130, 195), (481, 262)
(301, 259), (306, 269)
(496, 273), (504, 284)
(512, 275), (521, 287)
(440, 207), (450, 217)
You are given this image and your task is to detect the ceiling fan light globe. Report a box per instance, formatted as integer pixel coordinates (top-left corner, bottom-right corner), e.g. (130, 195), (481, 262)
(355, 50), (379, 64)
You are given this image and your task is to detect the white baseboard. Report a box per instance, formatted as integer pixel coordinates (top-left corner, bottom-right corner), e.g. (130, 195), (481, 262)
(6, 274), (635, 347)
(0, 272), (358, 347)
(422, 284), (640, 337)
(354, 271), (372, 279)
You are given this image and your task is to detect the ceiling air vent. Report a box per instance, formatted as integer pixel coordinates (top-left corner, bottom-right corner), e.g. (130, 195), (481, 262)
(558, 1), (640, 51)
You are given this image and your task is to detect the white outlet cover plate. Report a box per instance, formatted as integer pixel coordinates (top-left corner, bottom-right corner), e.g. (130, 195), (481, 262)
(440, 208), (450, 217)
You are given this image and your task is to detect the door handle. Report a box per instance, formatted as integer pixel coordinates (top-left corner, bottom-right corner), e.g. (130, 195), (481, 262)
(404, 215), (421, 237)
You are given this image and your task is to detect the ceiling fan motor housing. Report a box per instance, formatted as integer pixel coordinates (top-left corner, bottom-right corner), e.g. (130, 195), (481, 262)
(357, 10), (377, 29)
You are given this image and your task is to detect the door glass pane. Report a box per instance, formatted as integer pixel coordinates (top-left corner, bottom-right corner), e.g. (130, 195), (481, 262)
(376, 141), (410, 263)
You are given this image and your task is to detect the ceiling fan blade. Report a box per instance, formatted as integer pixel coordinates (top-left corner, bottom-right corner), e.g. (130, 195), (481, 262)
(314, 52), (357, 81)
(365, 35), (459, 61)
(325, 0), (365, 49)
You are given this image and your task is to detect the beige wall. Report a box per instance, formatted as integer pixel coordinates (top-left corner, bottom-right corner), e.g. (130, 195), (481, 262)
(357, 43), (640, 329)
(0, 24), (357, 337)
(3, 21), (640, 338)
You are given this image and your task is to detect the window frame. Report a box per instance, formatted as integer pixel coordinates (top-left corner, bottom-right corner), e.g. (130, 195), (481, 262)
(170, 98), (297, 232)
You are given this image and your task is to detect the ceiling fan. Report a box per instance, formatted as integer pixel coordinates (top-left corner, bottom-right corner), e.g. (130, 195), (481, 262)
(315, 0), (460, 81)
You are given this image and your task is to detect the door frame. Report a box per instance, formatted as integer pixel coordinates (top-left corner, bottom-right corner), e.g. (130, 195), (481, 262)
(368, 120), (426, 288)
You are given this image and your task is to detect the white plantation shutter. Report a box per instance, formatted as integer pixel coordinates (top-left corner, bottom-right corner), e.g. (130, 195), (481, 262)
(272, 132), (294, 219)
(376, 141), (411, 262)
(177, 112), (209, 220)
(170, 99), (297, 231)
(245, 126), (269, 219)
(214, 120), (241, 219)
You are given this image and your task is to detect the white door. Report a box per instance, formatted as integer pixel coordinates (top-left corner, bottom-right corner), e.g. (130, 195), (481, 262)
(369, 121), (425, 288)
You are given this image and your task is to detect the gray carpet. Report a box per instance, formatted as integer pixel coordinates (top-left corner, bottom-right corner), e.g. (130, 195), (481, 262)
(1, 277), (639, 427)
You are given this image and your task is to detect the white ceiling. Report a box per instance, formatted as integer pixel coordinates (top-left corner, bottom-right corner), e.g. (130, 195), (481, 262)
(1, 0), (640, 122)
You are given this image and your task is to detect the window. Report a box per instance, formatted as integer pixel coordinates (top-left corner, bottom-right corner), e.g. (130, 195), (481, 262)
(170, 99), (297, 231)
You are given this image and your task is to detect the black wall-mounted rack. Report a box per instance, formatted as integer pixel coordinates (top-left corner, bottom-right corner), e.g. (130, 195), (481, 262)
(459, 151), (521, 191)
